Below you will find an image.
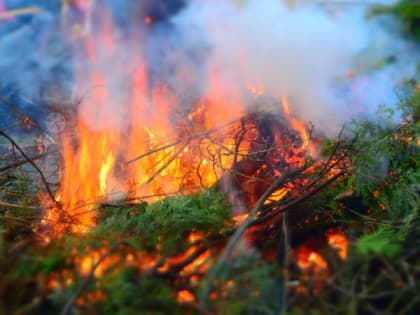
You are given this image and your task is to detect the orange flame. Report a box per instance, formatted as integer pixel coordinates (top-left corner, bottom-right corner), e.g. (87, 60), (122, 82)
(327, 228), (348, 259)
(38, 6), (347, 307)
(281, 95), (317, 157)
(296, 229), (348, 283)
(296, 244), (328, 272)
(41, 8), (317, 238)
(177, 290), (195, 303)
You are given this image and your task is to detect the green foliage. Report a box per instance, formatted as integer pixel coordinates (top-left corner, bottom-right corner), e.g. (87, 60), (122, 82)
(0, 170), (39, 244)
(145, 188), (232, 234)
(97, 188), (233, 255)
(284, 89), (420, 315)
(99, 269), (180, 315)
(200, 252), (283, 315)
(346, 90), (419, 217)
(1, 88), (420, 314)
(336, 90), (419, 266)
(356, 225), (403, 258)
(370, 0), (420, 40)
(1, 187), (236, 315)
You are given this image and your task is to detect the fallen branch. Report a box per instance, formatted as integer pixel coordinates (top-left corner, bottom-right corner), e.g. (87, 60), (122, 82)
(0, 151), (52, 173)
(0, 130), (57, 205)
(200, 165), (307, 307)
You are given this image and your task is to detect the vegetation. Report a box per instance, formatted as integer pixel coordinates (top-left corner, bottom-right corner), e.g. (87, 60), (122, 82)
(1, 1), (419, 314)
(1, 87), (419, 314)
(288, 86), (420, 315)
(371, 0), (420, 40)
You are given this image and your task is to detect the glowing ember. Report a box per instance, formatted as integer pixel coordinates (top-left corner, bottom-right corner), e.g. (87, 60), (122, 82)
(77, 247), (120, 277)
(177, 290), (195, 303)
(327, 228), (348, 259)
(295, 229), (348, 282)
(296, 245), (328, 272)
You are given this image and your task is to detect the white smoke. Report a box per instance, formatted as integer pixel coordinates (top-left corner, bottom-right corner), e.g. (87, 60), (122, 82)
(0, 0), (418, 135)
(170, 0), (418, 134)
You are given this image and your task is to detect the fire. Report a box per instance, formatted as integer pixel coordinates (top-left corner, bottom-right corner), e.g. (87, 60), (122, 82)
(43, 6), (315, 233)
(295, 228), (348, 287)
(296, 244), (328, 272)
(37, 3), (337, 305)
(177, 290), (195, 303)
(99, 151), (114, 195)
(281, 95), (317, 157)
(40, 55), (318, 233)
(42, 118), (121, 233)
(327, 228), (348, 259)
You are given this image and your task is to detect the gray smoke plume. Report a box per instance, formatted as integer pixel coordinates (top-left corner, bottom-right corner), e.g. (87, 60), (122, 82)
(0, 0), (418, 134)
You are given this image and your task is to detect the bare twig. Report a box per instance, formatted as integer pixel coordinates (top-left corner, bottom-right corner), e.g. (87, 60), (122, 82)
(0, 130), (57, 205)
(141, 143), (187, 187)
(0, 97), (42, 132)
(154, 245), (209, 279)
(252, 170), (346, 225)
(169, 245), (208, 274)
(0, 152), (52, 173)
(127, 119), (239, 164)
(0, 201), (38, 210)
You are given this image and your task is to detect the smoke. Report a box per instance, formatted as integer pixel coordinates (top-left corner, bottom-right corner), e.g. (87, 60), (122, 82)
(172, 0), (363, 133)
(0, 0), (419, 134)
(170, 0), (419, 134)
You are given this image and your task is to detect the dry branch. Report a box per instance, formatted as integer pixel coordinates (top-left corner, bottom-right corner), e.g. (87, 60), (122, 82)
(0, 201), (38, 210)
(0, 130), (56, 204)
(126, 119), (239, 164)
(200, 164), (308, 307)
(141, 143), (188, 187)
(0, 151), (52, 173)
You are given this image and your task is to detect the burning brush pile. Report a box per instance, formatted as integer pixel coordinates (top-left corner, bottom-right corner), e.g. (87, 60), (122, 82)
(1, 1), (420, 314)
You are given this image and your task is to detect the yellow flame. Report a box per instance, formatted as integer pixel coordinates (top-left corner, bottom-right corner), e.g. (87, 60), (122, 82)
(99, 151), (114, 195)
